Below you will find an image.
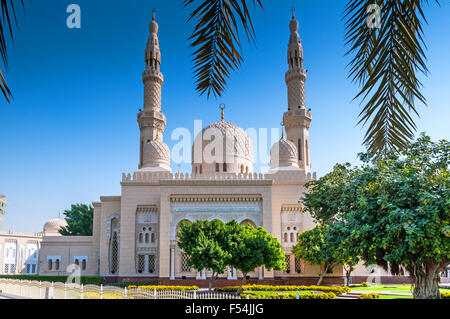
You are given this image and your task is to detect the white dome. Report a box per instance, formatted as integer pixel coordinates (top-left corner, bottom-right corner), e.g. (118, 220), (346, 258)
(192, 120), (253, 175)
(270, 138), (299, 169)
(43, 218), (68, 235)
(142, 140), (171, 171)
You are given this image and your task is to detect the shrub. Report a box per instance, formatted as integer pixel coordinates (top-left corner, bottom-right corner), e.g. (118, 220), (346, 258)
(0, 275), (104, 285)
(214, 284), (350, 295)
(127, 285), (199, 291)
(358, 293), (381, 299)
(441, 291), (450, 299)
(360, 282), (370, 287)
(241, 292), (337, 299)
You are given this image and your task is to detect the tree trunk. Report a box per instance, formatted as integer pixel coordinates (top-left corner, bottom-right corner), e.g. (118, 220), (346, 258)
(410, 263), (442, 299)
(236, 273), (248, 295)
(317, 265), (327, 286)
(344, 264), (353, 286)
(209, 272), (217, 292)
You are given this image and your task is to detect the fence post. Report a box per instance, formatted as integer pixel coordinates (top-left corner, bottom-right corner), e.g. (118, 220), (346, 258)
(193, 291), (197, 299)
(80, 284), (84, 299)
(100, 284), (103, 300)
(39, 281), (42, 299)
(64, 283), (67, 300)
(124, 287), (127, 299)
(51, 281), (54, 299)
(20, 280), (22, 297)
(154, 288), (157, 299)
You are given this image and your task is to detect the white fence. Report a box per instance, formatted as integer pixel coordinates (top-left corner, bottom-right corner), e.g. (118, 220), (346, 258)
(0, 279), (242, 299)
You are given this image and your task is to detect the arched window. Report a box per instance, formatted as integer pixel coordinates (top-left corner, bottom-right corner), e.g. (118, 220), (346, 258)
(180, 252), (191, 272)
(246, 166), (249, 174)
(48, 260), (53, 271)
(223, 163), (227, 172)
(148, 255), (156, 274)
(81, 259), (86, 271)
(151, 233), (155, 243)
(284, 233), (288, 243)
(306, 140), (309, 166)
(139, 233), (143, 243)
(55, 259), (60, 271)
(199, 165), (203, 174)
(111, 232), (119, 274)
(145, 233), (149, 243)
(290, 233), (294, 242)
(195, 166), (198, 175)
(285, 255), (291, 274)
(75, 259), (79, 266)
(215, 163), (220, 172)
(298, 139), (302, 161)
(295, 258), (302, 274)
(137, 255), (145, 273)
(240, 165), (244, 174)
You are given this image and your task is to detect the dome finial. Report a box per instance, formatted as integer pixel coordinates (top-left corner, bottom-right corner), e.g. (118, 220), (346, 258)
(219, 103), (226, 121)
(292, 7), (295, 19)
(152, 8), (156, 21)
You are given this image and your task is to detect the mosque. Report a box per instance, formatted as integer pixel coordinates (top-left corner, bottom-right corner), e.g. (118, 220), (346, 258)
(0, 13), (408, 285)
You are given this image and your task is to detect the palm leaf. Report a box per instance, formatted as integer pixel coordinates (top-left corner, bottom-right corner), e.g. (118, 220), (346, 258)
(345, 0), (437, 155)
(0, 0), (24, 103)
(184, 0), (263, 98)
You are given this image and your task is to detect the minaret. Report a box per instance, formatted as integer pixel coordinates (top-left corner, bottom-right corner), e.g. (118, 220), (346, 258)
(283, 10), (312, 172)
(137, 12), (171, 171)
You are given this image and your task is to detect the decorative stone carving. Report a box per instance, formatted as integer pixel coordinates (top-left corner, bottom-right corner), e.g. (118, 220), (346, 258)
(170, 201), (262, 241)
(106, 214), (120, 244)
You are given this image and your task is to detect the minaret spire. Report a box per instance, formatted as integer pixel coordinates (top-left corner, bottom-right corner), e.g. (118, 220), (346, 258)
(137, 13), (170, 171)
(283, 11), (312, 172)
(286, 10), (305, 110)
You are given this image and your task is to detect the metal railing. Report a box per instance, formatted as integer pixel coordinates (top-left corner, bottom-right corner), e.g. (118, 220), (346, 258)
(0, 279), (242, 299)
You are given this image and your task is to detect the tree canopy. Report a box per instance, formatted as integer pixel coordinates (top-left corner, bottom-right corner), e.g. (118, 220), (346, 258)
(177, 219), (285, 292)
(299, 133), (449, 298)
(59, 204), (93, 236)
(0, 194), (7, 226)
(177, 219), (231, 291)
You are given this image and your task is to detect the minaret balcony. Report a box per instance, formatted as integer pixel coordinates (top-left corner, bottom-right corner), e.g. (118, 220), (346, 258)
(285, 69), (306, 83)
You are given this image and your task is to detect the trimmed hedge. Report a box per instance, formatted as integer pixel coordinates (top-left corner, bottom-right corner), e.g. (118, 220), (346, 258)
(241, 292), (337, 299)
(358, 293), (381, 299)
(215, 284), (350, 295)
(0, 275), (104, 286)
(128, 285), (199, 291)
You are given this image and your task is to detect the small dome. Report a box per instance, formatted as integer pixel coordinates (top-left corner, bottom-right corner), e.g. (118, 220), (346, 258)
(142, 140), (171, 171)
(270, 138), (299, 169)
(43, 218), (68, 235)
(192, 120), (253, 175)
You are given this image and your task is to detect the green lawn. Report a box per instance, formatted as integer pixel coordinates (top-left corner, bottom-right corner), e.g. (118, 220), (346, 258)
(352, 284), (413, 293)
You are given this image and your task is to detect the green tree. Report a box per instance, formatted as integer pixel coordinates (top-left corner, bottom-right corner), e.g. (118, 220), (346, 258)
(302, 163), (360, 224)
(327, 223), (360, 286)
(59, 204), (93, 236)
(0, 194), (7, 226)
(227, 222), (286, 294)
(343, 134), (449, 299)
(177, 219), (231, 291)
(292, 225), (341, 286)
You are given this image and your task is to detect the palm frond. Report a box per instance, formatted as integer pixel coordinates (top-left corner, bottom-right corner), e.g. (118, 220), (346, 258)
(184, 0), (263, 98)
(345, 0), (436, 155)
(0, 194), (7, 216)
(0, 0), (24, 103)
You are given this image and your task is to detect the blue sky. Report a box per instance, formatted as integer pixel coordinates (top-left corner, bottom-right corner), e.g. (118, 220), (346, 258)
(1, 0), (449, 232)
